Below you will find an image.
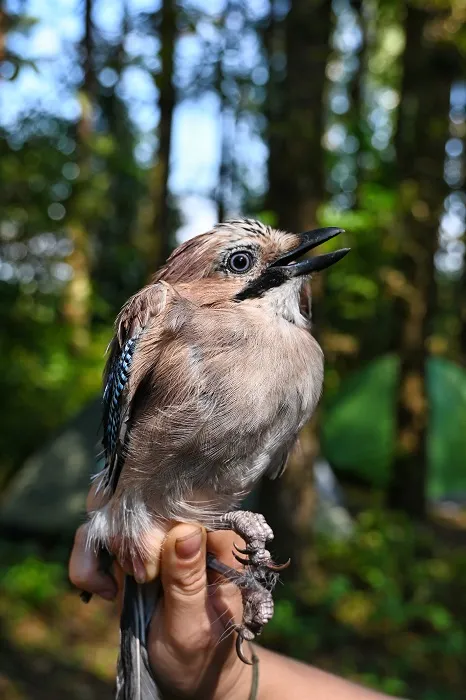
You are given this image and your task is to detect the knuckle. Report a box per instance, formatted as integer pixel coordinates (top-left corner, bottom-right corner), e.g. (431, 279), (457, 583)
(86, 485), (99, 511)
(69, 555), (93, 588)
(68, 559), (89, 588)
(172, 565), (206, 597)
(73, 523), (89, 548)
(69, 568), (87, 589)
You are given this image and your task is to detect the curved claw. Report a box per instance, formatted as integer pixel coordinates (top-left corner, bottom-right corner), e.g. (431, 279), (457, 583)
(236, 630), (253, 665)
(233, 542), (250, 555)
(266, 558), (291, 572)
(232, 551), (251, 567)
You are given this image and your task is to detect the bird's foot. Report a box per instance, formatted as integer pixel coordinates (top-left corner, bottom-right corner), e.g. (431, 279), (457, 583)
(208, 510), (289, 662)
(218, 511), (290, 586)
(206, 552), (274, 663)
(233, 582), (275, 663)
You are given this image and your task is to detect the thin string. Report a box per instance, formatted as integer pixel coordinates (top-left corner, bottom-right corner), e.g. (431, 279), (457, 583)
(248, 644), (259, 700)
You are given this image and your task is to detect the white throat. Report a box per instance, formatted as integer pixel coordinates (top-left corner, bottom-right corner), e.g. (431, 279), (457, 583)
(262, 277), (308, 327)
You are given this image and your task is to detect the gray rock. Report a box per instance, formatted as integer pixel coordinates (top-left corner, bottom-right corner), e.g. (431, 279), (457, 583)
(0, 399), (102, 535)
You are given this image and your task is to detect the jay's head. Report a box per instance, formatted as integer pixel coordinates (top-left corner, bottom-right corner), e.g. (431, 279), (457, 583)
(156, 218), (349, 305)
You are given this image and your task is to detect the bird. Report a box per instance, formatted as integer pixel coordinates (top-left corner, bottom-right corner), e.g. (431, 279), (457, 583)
(84, 218), (349, 699)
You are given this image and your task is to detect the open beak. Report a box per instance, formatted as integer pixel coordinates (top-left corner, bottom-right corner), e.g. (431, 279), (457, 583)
(270, 227), (350, 277)
(235, 227), (349, 301)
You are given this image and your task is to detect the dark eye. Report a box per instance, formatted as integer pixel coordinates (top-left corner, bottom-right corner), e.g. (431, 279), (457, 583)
(227, 250), (254, 274)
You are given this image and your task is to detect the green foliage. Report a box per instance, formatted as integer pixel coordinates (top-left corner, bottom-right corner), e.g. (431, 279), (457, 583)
(0, 541), (67, 610)
(263, 510), (466, 699)
(0, 557), (64, 608)
(0, 278), (109, 482)
(0, 64), (147, 481)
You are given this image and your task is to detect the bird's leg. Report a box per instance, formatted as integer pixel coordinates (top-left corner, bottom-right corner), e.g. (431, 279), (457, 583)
(216, 511), (290, 582)
(206, 552), (274, 664)
(208, 510), (290, 661)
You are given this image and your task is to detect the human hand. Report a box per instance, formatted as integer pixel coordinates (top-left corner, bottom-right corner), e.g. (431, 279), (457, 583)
(70, 495), (396, 700)
(69, 518), (253, 700)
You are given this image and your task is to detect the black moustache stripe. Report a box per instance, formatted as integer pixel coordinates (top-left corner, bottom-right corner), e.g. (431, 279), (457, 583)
(235, 268), (289, 301)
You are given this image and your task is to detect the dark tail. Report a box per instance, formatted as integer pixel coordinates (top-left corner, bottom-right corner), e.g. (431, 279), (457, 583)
(116, 575), (162, 700)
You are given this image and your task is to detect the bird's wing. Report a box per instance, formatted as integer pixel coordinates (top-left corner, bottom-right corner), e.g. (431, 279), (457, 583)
(99, 281), (172, 495)
(268, 451), (289, 480)
(267, 434), (301, 480)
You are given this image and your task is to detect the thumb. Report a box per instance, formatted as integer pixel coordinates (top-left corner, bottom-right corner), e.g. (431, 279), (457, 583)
(159, 524), (210, 653)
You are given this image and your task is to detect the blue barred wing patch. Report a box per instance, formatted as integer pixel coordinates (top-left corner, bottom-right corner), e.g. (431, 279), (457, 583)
(102, 331), (142, 492)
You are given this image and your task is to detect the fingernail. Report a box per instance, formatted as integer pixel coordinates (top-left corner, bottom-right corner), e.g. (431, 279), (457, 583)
(175, 528), (202, 560)
(133, 559), (147, 584)
(100, 589), (117, 601)
(144, 561), (158, 582)
(133, 554), (159, 583)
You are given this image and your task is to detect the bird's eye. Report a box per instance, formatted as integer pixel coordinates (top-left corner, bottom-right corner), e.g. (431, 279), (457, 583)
(226, 250), (254, 274)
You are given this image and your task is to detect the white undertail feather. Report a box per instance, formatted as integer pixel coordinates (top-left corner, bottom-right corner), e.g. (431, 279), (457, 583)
(87, 497), (162, 560)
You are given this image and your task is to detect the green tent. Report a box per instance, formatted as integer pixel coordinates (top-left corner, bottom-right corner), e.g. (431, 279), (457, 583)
(321, 355), (466, 500)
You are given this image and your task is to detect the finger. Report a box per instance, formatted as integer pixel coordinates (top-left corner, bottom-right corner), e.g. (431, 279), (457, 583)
(86, 483), (112, 513)
(86, 479), (166, 584)
(86, 483), (101, 511)
(159, 524), (211, 654)
(112, 526), (166, 583)
(68, 524), (117, 601)
(206, 530), (245, 570)
(205, 531), (243, 623)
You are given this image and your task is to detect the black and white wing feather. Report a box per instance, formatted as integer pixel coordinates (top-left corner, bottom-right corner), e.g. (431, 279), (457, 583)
(101, 332), (143, 494)
(98, 281), (171, 496)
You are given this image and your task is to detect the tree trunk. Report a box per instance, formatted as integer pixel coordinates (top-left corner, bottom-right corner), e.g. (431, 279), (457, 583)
(214, 11), (230, 224)
(259, 0), (332, 572)
(62, 0), (93, 352)
(347, 0), (369, 209)
(264, 1), (285, 220)
(92, 3), (147, 311)
(216, 104), (227, 224)
(152, 0), (176, 267)
(388, 4), (459, 517)
(270, 0), (331, 232)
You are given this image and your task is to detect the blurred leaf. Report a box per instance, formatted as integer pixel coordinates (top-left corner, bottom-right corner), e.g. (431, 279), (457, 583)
(0, 557), (64, 607)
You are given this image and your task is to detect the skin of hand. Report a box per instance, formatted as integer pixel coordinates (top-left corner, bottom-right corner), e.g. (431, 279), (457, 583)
(69, 489), (397, 700)
(69, 521), (253, 700)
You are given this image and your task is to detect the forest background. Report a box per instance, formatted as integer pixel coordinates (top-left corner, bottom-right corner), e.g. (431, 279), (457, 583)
(0, 0), (466, 698)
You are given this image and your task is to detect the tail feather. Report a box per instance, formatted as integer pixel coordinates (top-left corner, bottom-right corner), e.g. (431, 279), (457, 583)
(116, 575), (162, 700)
